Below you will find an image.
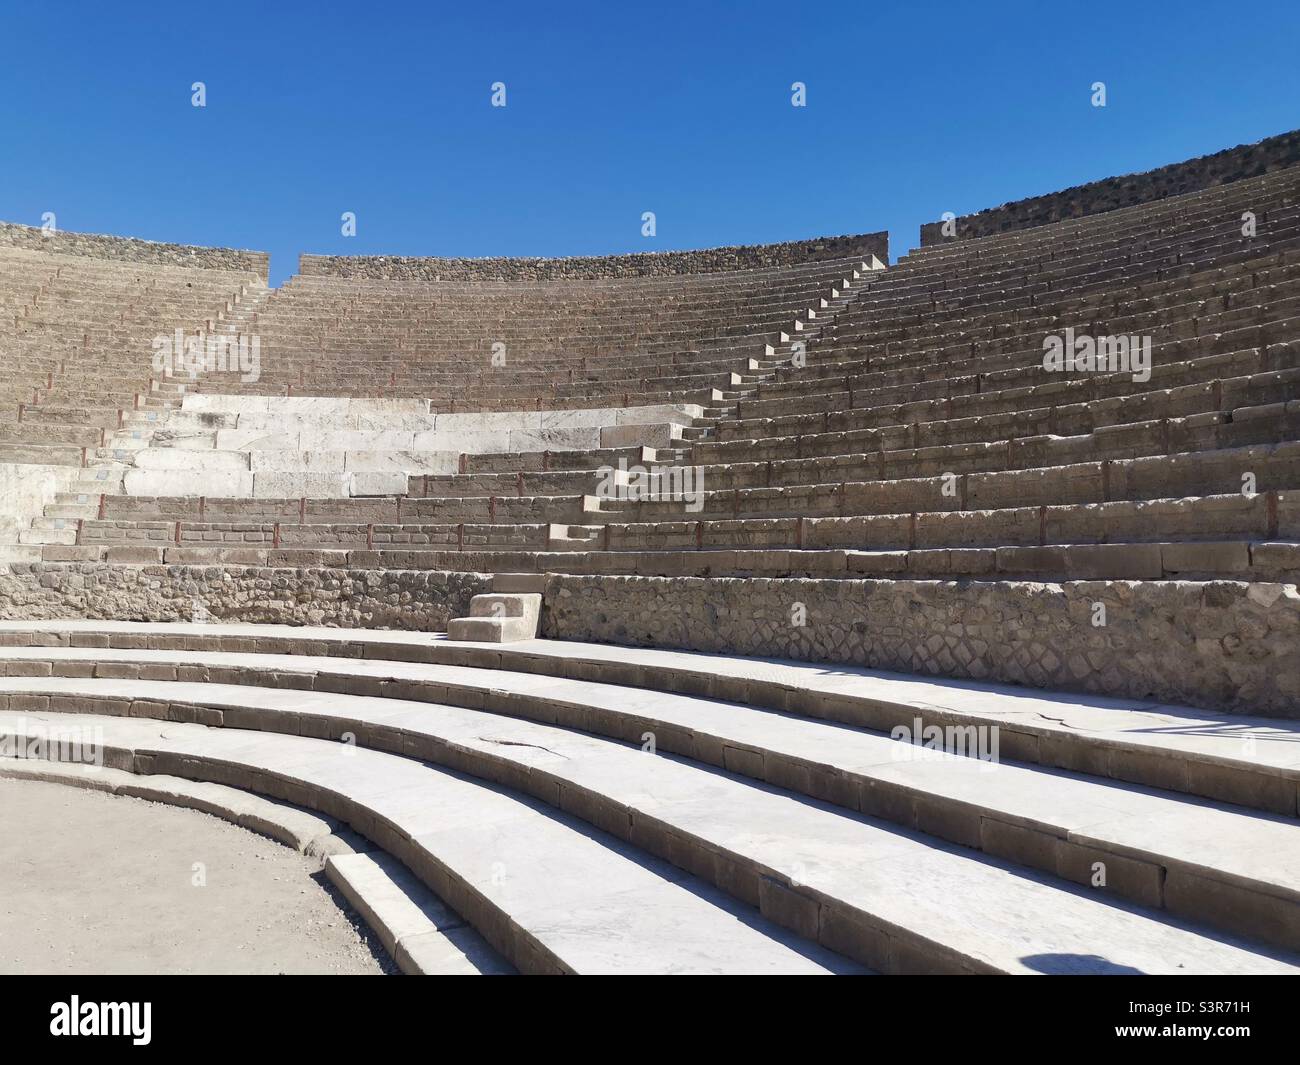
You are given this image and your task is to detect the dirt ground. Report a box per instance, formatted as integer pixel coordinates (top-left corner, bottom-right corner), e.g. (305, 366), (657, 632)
(0, 778), (393, 974)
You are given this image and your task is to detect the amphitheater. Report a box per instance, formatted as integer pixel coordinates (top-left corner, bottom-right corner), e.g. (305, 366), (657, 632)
(3, 130), (1300, 975)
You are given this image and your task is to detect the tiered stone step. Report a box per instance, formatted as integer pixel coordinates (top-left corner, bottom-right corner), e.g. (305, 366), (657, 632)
(191, 255), (883, 407)
(0, 242), (263, 563)
(0, 708), (850, 974)
(0, 749), (510, 973)
(0, 621), (1296, 972)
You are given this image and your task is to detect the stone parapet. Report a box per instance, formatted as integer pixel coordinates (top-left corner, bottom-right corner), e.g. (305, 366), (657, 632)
(920, 129), (1300, 245)
(0, 220), (269, 275)
(300, 232), (888, 281)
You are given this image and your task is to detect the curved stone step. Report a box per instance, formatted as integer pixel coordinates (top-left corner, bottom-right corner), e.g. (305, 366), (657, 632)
(1, 623), (1295, 816)
(0, 754), (510, 974)
(1, 678), (1297, 972)
(0, 708), (850, 975)
(17, 618), (1288, 815)
(3, 640), (1299, 947)
(324, 850), (513, 975)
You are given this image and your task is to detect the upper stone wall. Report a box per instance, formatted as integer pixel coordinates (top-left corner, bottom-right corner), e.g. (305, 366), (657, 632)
(919, 128), (1300, 245)
(299, 232), (889, 281)
(0, 220), (269, 276)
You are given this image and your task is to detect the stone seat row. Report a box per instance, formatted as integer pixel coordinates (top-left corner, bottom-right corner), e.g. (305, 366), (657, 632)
(754, 292), (1300, 408)
(208, 227), (1294, 408)
(717, 334), (1299, 439)
(262, 273), (856, 315)
(90, 341), (1300, 499)
(817, 231), (1300, 354)
(838, 220), (1300, 329)
(35, 537), (1299, 585)
(72, 441), (1300, 536)
(57, 489), (1300, 556)
(188, 336), (776, 383)
(911, 171), (1300, 269)
(908, 165), (1300, 266)
(792, 244), (1300, 370)
(264, 273), (856, 314)
(283, 252), (872, 292)
(872, 183), (1300, 285)
(203, 260), (873, 402)
(232, 294), (842, 353)
(67, 383), (1295, 500)
(255, 262), (862, 328)
(37, 329), (1280, 455)
(701, 364), (1297, 467)
(744, 330), (1300, 429)
(188, 315), (843, 401)
(874, 204), (1300, 307)
(3, 625), (1297, 972)
(56, 378), (1300, 510)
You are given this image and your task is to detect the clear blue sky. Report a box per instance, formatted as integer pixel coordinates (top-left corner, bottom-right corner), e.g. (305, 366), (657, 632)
(2, 1), (1297, 285)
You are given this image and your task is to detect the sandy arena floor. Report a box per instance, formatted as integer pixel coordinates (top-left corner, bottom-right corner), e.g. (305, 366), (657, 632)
(0, 778), (392, 974)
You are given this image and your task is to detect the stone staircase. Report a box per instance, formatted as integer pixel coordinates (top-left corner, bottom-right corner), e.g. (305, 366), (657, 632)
(15, 281), (274, 549)
(3, 137), (1300, 974)
(0, 618), (1296, 974)
(0, 250), (260, 564)
(679, 256), (884, 445)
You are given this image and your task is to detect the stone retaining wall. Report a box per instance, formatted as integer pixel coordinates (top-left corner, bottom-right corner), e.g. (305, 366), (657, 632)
(920, 128), (1300, 245)
(541, 574), (1300, 716)
(0, 220), (269, 275)
(0, 564), (489, 631)
(299, 232), (889, 281)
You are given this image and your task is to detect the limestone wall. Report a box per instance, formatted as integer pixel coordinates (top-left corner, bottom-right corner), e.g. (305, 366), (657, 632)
(0, 563), (489, 631)
(541, 574), (1300, 717)
(919, 129), (1300, 245)
(299, 233), (889, 281)
(0, 220), (269, 275)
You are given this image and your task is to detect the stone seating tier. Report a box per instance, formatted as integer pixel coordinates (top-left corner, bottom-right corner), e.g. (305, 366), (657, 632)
(7, 151), (1300, 978)
(4, 160), (1300, 702)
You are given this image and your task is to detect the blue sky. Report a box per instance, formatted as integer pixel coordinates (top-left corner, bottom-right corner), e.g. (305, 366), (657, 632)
(1, 1), (1297, 285)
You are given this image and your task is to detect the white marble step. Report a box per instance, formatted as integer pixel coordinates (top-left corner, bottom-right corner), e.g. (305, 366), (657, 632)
(2, 622), (1292, 812)
(2, 650), (1300, 951)
(0, 708), (850, 975)
(2, 681), (1300, 972)
(0, 749), (510, 974)
(324, 851), (512, 974)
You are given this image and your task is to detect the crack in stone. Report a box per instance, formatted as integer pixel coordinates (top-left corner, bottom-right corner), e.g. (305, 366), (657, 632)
(476, 735), (566, 758)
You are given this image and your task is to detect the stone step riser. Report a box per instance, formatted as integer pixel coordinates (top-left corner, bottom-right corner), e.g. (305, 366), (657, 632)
(0, 675), (1294, 969)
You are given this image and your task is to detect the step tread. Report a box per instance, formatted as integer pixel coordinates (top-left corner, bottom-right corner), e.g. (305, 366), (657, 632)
(0, 707), (848, 975)
(0, 679), (1294, 973)
(4, 622), (1293, 783)
(1, 646), (1297, 906)
(323, 851), (511, 975)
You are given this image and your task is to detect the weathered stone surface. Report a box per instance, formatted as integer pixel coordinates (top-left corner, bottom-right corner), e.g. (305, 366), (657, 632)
(920, 128), (1300, 243)
(301, 233), (888, 281)
(0, 220), (267, 274)
(541, 574), (1300, 716)
(0, 563), (490, 631)
(0, 464), (79, 542)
